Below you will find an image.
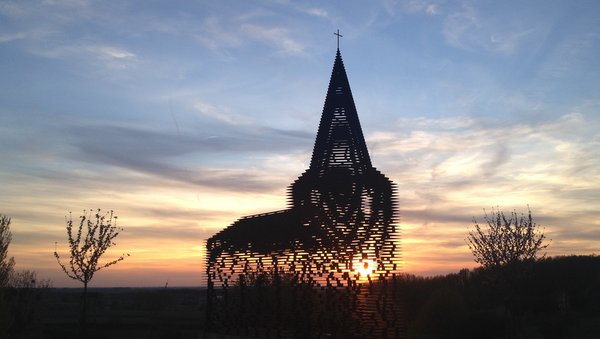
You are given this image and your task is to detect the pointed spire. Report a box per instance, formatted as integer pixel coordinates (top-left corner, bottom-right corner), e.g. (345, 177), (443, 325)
(309, 49), (372, 175)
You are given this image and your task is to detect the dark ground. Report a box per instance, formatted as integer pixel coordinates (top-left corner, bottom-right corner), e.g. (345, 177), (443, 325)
(5, 287), (206, 339)
(3, 255), (600, 338)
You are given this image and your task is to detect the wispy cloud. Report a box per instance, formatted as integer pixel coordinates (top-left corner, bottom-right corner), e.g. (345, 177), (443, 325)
(0, 0), (93, 25)
(296, 6), (329, 18)
(368, 110), (600, 273)
(536, 31), (600, 80)
(404, 0), (442, 16)
(0, 31), (27, 43)
(86, 45), (137, 69)
(442, 3), (539, 55)
(187, 10), (308, 57)
(193, 16), (243, 54)
(194, 100), (249, 125)
(59, 121), (311, 192)
(24, 42), (138, 72)
(241, 24), (304, 55)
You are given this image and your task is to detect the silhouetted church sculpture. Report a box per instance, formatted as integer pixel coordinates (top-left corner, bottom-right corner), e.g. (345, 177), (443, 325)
(206, 45), (403, 338)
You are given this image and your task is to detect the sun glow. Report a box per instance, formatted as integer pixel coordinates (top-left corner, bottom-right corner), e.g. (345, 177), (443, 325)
(353, 258), (376, 283)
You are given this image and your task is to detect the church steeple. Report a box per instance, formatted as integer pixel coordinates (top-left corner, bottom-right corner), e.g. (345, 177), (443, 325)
(309, 49), (372, 175)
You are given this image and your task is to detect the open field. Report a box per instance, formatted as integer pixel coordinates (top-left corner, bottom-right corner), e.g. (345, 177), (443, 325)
(17, 287), (207, 339)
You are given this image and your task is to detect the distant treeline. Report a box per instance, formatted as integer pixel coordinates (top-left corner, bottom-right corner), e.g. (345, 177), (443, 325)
(401, 255), (600, 338)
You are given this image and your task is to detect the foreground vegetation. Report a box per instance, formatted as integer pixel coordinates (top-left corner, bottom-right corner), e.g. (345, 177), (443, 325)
(1, 255), (598, 338)
(2, 287), (205, 339)
(401, 255), (600, 338)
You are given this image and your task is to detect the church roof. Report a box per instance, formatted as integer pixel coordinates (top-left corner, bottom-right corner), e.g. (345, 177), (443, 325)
(208, 47), (395, 253)
(309, 49), (372, 175)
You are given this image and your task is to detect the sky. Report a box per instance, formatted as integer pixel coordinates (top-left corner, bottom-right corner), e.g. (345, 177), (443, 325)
(1, 0), (599, 287)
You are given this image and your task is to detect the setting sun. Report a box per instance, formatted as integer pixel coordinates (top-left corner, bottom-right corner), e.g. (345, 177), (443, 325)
(353, 258), (376, 282)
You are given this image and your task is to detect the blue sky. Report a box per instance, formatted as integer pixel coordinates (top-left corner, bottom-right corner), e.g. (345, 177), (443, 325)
(1, 0), (599, 287)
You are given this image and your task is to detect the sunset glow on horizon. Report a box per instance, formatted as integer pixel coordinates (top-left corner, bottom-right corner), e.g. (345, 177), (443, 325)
(1, 1), (599, 287)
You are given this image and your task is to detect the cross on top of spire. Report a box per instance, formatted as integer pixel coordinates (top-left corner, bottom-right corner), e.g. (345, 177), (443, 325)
(334, 29), (343, 50)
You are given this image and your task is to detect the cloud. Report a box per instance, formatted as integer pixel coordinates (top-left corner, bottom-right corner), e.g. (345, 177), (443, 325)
(24, 42), (138, 72)
(404, 0), (442, 16)
(2, 1), (311, 64)
(88, 45), (135, 60)
(401, 208), (474, 225)
(488, 29), (536, 54)
(184, 10), (309, 57)
(0, 32), (28, 43)
(61, 122), (311, 192)
(193, 16), (243, 54)
(371, 111), (600, 273)
(442, 3), (538, 55)
(536, 31), (600, 80)
(194, 100), (249, 125)
(241, 24), (304, 55)
(43, 0), (89, 7)
(300, 7), (328, 18)
(86, 45), (136, 69)
(125, 225), (207, 242)
(0, 0), (93, 27)
(0, 2), (135, 74)
(481, 144), (509, 177)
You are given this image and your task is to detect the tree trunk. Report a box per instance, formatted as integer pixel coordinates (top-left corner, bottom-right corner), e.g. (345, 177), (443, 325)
(81, 281), (88, 339)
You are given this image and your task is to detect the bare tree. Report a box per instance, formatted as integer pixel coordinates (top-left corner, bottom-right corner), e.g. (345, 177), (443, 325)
(1, 214), (15, 338)
(466, 206), (550, 269)
(0, 214), (15, 288)
(54, 209), (129, 336)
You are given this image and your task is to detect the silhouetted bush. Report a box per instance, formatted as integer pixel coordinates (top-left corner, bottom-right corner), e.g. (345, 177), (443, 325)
(1, 270), (52, 338)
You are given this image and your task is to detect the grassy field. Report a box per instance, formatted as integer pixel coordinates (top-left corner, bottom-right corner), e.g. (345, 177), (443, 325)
(28, 287), (207, 339)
